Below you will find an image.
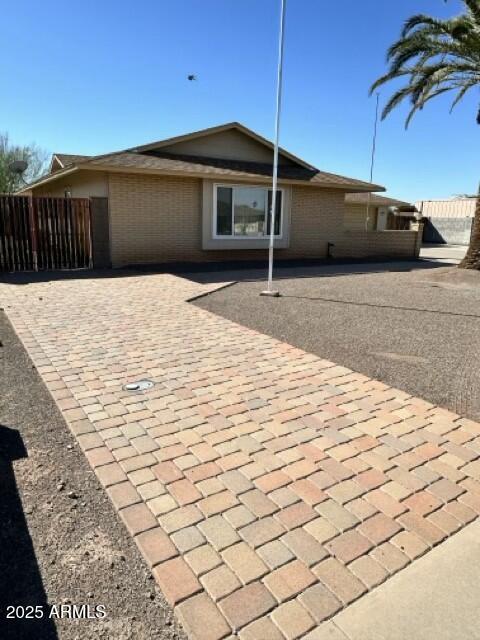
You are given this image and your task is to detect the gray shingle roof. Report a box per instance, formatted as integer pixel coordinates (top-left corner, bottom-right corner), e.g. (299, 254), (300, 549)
(86, 151), (382, 191)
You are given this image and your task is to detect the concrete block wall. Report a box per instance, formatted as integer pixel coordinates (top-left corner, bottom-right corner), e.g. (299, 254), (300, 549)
(423, 217), (473, 245)
(332, 230), (419, 259)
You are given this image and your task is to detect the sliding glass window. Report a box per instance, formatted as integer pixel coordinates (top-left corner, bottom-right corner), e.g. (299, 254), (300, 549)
(214, 185), (283, 238)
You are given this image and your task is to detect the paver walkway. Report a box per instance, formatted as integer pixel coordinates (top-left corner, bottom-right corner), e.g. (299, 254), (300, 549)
(2, 272), (480, 640)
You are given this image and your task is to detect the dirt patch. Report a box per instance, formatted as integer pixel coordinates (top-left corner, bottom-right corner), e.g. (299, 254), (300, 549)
(60, 529), (124, 572)
(0, 312), (186, 640)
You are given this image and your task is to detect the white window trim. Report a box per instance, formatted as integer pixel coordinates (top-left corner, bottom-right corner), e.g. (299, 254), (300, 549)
(213, 183), (284, 240)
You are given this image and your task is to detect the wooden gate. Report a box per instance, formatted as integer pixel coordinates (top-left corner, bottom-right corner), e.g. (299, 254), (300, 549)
(0, 196), (92, 272)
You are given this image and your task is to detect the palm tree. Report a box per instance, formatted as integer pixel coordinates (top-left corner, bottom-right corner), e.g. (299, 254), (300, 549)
(370, 0), (480, 269)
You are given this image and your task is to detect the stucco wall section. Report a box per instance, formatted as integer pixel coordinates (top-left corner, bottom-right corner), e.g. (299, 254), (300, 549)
(160, 128), (294, 165)
(33, 171), (109, 198)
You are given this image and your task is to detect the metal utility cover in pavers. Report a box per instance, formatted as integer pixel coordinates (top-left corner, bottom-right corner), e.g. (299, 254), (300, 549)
(2, 272), (480, 640)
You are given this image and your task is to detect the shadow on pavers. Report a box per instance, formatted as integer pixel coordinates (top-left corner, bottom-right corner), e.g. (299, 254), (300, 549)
(178, 257), (448, 285)
(0, 425), (58, 640)
(0, 257), (446, 287)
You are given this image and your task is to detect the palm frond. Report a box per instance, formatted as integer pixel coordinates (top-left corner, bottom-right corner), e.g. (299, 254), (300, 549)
(370, 0), (480, 126)
(381, 86), (416, 120)
(369, 69), (412, 94)
(402, 14), (456, 37)
(465, 0), (480, 24)
(405, 87), (454, 128)
(450, 80), (477, 111)
(388, 35), (478, 68)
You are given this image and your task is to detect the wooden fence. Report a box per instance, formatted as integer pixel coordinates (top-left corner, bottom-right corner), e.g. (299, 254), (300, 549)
(0, 195), (92, 272)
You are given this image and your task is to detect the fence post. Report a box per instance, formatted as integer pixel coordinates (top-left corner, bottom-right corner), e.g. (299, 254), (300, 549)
(87, 199), (93, 269)
(28, 196), (39, 271)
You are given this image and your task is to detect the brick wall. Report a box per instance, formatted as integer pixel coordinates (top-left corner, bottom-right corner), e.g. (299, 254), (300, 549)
(287, 187), (344, 258)
(109, 173), (205, 265)
(108, 174), (346, 266)
(344, 203), (377, 231)
(332, 230), (419, 259)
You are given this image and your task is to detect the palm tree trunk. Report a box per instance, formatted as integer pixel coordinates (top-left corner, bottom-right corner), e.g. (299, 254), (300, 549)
(459, 187), (480, 270)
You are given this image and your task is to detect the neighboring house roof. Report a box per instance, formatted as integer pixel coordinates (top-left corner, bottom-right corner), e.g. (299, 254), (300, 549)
(22, 122), (385, 194)
(345, 193), (410, 207)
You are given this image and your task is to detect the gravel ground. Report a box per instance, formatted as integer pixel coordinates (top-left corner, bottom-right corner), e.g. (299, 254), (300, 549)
(0, 312), (186, 640)
(195, 262), (480, 421)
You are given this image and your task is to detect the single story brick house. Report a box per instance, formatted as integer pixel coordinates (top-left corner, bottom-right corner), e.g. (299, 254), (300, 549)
(22, 122), (421, 267)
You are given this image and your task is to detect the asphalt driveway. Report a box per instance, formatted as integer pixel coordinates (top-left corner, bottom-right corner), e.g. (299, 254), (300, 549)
(194, 261), (480, 422)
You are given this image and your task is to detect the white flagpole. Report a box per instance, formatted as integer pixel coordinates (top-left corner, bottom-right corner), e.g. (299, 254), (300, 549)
(365, 92), (380, 231)
(261, 0), (286, 297)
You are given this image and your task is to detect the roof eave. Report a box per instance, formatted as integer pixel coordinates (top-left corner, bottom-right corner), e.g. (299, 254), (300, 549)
(346, 194), (408, 206)
(21, 160), (384, 194)
(78, 163), (383, 191)
(342, 184), (385, 194)
(17, 166), (79, 193)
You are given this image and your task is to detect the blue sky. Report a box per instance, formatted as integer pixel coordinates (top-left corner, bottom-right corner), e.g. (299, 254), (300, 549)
(1, 0), (478, 202)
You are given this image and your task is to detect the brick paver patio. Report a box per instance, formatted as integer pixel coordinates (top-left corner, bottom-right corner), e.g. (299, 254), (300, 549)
(2, 272), (480, 640)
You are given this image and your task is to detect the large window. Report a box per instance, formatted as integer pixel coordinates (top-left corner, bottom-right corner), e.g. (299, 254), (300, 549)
(214, 185), (283, 238)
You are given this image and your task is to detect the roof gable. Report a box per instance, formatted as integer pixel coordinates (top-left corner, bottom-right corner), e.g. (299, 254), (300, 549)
(49, 153), (91, 174)
(130, 122), (313, 170)
(49, 155), (64, 172)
